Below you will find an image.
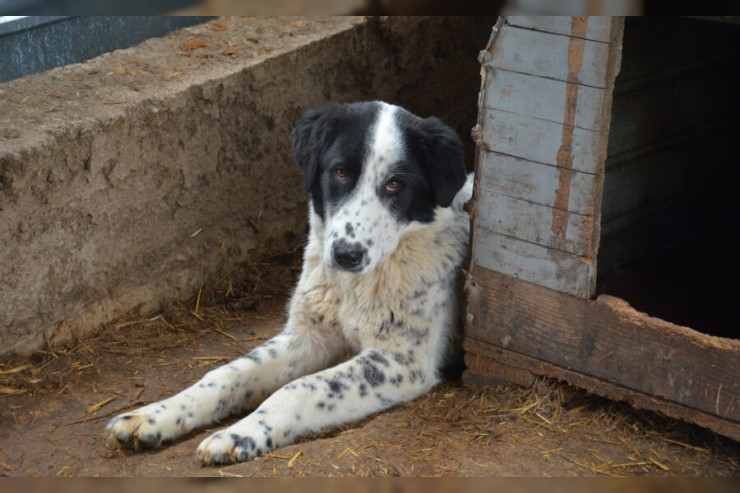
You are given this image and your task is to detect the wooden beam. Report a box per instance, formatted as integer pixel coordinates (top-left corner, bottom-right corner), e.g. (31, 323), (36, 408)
(464, 267), (740, 434)
(476, 191), (595, 257)
(471, 229), (595, 299)
(487, 24), (612, 88)
(506, 16), (614, 43)
(479, 151), (600, 216)
(480, 110), (606, 175)
(462, 338), (740, 442)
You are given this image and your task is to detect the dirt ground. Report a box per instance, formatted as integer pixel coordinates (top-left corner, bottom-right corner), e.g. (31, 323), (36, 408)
(1, 255), (738, 477)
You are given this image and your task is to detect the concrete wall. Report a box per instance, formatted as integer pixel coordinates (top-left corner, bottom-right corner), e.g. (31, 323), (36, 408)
(0, 16), (494, 356)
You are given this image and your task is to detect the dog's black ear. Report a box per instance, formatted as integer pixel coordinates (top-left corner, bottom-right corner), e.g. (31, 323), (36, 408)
(292, 102), (343, 193)
(418, 117), (467, 208)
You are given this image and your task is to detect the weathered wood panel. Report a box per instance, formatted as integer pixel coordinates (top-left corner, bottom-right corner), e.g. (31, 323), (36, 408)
(478, 151), (599, 216)
(483, 70), (607, 131)
(463, 338), (740, 442)
(476, 192), (594, 257)
(467, 16), (740, 442)
(480, 109), (605, 175)
(464, 268), (740, 436)
(471, 229), (595, 298)
(489, 24), (611, 88)
(472, 16), (624, 299)
(507, 16), (614, 43)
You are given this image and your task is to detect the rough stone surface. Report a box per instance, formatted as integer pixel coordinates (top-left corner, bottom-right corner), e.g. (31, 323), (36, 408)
(0, 16), (494, 356)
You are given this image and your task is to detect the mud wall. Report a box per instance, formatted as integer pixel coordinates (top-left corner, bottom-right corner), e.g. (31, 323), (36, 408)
(0, 16), (494, 356)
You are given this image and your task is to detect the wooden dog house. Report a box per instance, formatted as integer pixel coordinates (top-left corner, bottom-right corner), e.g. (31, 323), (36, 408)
(463, 16), (740, 441)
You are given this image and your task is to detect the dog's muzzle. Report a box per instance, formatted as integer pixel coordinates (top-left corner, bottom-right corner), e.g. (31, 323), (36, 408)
(331, 240), (367, 272)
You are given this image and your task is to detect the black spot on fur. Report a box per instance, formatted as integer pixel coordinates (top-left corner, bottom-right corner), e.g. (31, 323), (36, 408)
(328, 379), (345, 396)
(244, 352), (261, 364)
(368, 351), (389, 367)
(363, 362), (386, 388)
(232, 434), (257, 451)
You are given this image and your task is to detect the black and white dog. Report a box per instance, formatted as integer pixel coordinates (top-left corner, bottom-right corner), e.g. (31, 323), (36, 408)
(106, 101), (473, 464)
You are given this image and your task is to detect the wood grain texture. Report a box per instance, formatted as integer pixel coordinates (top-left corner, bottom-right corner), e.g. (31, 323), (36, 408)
(489, 23), (611, 88)
(478, 151), (599, 216)
(471, 228), (595, 298)
(476, 191), (594, 257)
(482, 70), (606, 131)
(462, 338), (740, 442)
(480, 109), (605, 174)
(464, 268), (740, 427)
(471, 16), (624, 299)
(506, 16), (614, 42)
(463, 350), (535, 387)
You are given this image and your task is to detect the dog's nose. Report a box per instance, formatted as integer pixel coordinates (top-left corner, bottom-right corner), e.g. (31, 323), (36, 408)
(333, 243), (364, 270)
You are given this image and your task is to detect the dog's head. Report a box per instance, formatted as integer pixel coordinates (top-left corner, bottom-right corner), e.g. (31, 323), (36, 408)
(292, 101), (467, 274)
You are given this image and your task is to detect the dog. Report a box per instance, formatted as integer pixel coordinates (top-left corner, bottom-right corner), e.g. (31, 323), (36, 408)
(106, 101), (473, 464)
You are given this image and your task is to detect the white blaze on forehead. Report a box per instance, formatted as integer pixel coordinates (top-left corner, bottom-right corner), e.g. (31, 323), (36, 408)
(366, 103), (404, 177)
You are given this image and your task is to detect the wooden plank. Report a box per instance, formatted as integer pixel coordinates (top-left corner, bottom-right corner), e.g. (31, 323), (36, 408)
(476, 192), (594, 257)
(471, 229), (594, 298)
(480, 109), (606, 175)
(479, 151), (600, 216)
(506, 16), (614, 43)
(489, 24), (612, 88)
(462, 338), (740, 442)
(471, 16), (622, 299)
(463, 349), (535, 388)
(464, 267), (740, 426)
(483, 70), (608, 131)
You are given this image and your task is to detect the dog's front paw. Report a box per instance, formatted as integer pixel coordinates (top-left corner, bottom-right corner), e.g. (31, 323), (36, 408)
(197, 429), (272, 465)
(106, 404), (185, 450)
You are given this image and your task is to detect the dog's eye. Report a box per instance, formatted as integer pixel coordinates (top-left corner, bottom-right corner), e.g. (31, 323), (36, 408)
(334, 167), (347, 179)
(385, 179), (401, 193)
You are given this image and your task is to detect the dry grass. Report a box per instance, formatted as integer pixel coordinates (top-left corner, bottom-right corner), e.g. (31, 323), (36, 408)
(1, 253), (738, 476)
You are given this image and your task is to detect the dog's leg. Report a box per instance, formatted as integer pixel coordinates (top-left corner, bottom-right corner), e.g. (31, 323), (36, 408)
(105, 325), (342, 450)
(196, 347), (436, 464)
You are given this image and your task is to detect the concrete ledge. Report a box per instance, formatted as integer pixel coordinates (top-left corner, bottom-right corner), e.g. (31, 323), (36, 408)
(0, 16), (494, 356)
